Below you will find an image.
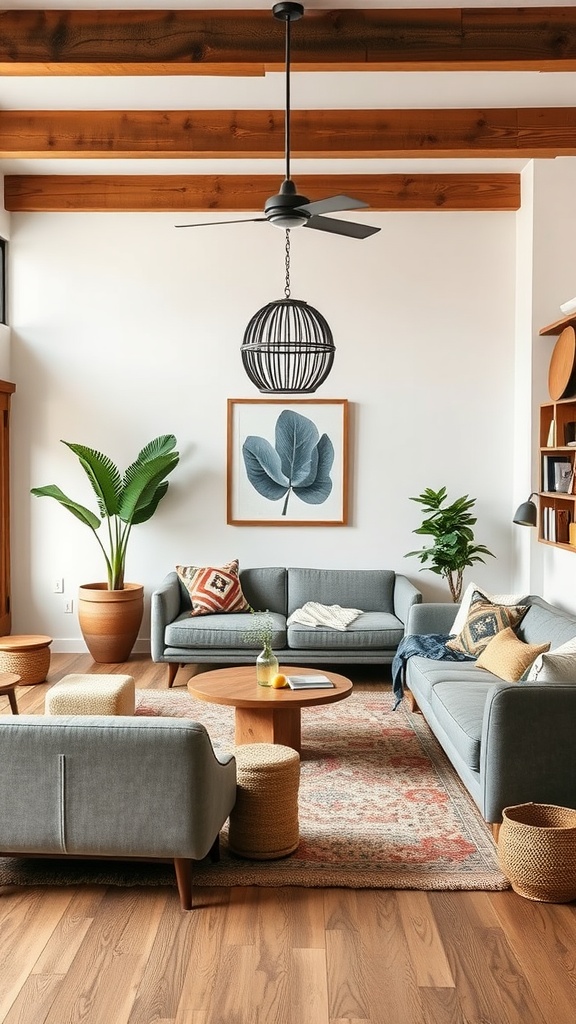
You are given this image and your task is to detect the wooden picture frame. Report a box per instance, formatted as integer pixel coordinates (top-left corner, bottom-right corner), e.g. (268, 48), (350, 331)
(227, 398), (349, 526)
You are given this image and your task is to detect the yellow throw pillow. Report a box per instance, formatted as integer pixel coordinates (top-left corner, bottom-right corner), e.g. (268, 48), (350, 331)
(446, 598), (528, 657)
(176, 559), (251, 616)
(476, 627), (550, 682)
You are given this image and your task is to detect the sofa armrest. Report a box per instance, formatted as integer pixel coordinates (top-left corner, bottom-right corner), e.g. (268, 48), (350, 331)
(480, 682), (576, 822)
(393, 575), (422, 625)
(151, 572), (183, 662)
(405, 602), (459, 636)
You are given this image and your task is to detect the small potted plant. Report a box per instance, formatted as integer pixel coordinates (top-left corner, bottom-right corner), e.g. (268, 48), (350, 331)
(243, 609), (279, 686)
(31, 434), (179, 662)
(406, 486), (495, 602)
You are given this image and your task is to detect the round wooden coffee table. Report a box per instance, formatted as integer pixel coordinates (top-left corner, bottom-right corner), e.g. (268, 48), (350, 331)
(188, 665), (352, 753)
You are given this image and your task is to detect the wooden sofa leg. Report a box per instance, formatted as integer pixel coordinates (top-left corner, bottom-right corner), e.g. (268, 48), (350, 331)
(405, 689), (421, 714)
(167, 663), (180, 688)
(490, 822), (501, 842)
(173, 858), (192, 910)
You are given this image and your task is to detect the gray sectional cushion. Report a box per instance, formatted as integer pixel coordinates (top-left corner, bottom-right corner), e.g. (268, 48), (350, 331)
(239, 567), (287, 616)
(287, 612), (403, 651)
(287, 568), (395, 616)
(517, 597), (576, 648)
(165, 611), (287, 650)
(430, 680), (496, 771)
(406, 657), (495, 705)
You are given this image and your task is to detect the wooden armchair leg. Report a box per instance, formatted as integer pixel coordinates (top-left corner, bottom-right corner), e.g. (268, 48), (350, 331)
(173, 858), (192, 910)
(167, 663), (180, 688)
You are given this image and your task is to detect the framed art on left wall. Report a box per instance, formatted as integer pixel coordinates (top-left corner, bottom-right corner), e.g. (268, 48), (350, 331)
(227, 398), (349, 526)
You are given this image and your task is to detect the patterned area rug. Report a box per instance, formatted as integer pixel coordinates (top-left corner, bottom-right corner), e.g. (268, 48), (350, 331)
(0, 689), (509, 892)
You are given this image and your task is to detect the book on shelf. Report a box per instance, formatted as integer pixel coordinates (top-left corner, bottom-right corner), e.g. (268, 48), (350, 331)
(542, 506), (572, 543)
(557, 508), (571, 545)
(542, 454), (573, 492)
(554, 460), (573, 493)
(286, 674), (335, 689)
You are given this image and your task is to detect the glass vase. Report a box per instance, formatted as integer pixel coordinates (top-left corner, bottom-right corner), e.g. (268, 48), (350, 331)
(256, 645), (279, 687)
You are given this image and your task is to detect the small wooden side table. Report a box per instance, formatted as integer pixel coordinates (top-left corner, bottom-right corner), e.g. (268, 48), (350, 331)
(0, 672), (21, 714)
(0, 635), (52, 685)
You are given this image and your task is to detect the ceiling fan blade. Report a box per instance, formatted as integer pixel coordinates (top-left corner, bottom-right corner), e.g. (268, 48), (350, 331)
(298, 194), (369, 217)
(304, 215), (381, 240)
(176, 217), (267, 229)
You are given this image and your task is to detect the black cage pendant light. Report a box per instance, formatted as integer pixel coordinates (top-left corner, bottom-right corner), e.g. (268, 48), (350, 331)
(240, 1), (335, 394)
(241, 228), (335, 393)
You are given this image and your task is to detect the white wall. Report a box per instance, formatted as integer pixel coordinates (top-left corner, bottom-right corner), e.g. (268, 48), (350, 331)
(530, 159), (576, 613)
(8, 206), (518, 649)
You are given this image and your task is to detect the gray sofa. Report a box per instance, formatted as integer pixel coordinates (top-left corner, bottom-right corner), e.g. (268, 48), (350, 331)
(151, 566), (422, 686)
(0, 715), (237, 909)
(403, 597), (576, 828)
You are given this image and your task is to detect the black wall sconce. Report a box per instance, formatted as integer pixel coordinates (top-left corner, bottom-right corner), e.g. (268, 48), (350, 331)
(513, 493), (538, 527)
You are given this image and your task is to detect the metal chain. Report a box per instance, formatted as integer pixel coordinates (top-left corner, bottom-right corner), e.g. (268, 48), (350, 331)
(284, 228), (291, 298)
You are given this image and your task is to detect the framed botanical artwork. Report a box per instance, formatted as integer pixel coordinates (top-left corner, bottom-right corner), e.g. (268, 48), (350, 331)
(227, 398), (349, 526)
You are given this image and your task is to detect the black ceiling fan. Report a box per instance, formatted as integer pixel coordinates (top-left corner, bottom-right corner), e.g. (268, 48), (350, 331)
(176, 2), (380, 240)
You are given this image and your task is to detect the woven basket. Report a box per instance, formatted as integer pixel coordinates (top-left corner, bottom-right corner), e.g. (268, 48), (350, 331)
(498, 803), (576, 903)
(0, 646), (50, 685)
(229, 743), (300, 860)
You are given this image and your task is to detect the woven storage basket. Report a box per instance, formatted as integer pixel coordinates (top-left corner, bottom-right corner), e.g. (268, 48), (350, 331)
(0, 646), (50, 685)
(498, 803), (576, 903)
(228, 743), (300, 860)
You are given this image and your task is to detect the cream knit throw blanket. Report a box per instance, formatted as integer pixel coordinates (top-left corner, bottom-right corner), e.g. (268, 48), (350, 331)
(287, 601), (363, 631)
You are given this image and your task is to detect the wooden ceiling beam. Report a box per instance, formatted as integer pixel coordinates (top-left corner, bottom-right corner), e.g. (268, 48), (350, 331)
(3, 173), (521, 213)
(1, 8), (576, 75)
(1, 108), (575, 159)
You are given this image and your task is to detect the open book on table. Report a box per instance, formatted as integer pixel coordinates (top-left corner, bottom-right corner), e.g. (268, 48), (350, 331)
(286, 674), (335, 689)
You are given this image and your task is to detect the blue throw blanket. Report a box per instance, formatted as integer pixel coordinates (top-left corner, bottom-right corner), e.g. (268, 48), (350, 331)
(391, 633), (475, 708)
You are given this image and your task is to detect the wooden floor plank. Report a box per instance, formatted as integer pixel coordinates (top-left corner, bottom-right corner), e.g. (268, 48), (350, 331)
(1, 974), (63, 1024)
(429, 891), (550, 1024)
(170, 898), (229, 1020)
(397, 891), (455, 988)
(0, 891), (73, 1021)
(356, 891), (425, 1024)
(43, 888), (168, 1024)
(31, 888), (106, 975)
(486, 891), (576, 1019)
(288, 947), (330, 1024)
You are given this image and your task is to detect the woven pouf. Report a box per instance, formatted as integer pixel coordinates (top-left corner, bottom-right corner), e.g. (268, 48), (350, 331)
(0, 635), (52, 685)
(228, 743), (300, 860)
(45, 673), (135, 716)
(498, 802), (576, 903)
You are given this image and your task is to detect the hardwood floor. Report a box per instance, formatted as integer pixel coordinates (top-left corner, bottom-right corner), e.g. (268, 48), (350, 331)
(1, 654), (575, 1024)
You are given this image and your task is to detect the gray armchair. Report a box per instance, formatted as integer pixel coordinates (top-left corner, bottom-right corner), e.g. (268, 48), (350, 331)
(0, 715), (237, 909)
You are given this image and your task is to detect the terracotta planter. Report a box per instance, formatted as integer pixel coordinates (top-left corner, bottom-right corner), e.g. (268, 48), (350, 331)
(78, 583), (144, 663)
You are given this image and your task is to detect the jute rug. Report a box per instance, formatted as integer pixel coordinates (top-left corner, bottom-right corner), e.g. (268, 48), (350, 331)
(0, 689), (509, 892)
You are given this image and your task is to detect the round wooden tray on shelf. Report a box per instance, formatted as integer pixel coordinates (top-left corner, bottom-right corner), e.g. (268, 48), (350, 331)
(548, 325), (576, 400)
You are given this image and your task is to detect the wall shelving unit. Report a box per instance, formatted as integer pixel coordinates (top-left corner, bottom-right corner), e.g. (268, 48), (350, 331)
(538, 314), (576, 551)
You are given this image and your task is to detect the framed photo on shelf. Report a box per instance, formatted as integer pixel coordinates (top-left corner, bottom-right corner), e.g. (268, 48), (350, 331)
(227, 398), (349, 526)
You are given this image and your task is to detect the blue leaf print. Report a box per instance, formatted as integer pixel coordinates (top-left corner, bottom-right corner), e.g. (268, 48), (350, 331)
(241, 410), (334, 516)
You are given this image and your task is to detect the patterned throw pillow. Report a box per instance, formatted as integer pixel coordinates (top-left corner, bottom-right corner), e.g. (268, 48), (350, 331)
(476, 627), (550, 682)
(450, 582), (529, 637)
(446, 596), (528, 657)
(525, 636), (576, 683)
(176, 559), (251, 617)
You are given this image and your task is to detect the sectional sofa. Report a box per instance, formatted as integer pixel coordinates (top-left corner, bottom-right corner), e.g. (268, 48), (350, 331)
(402, 596), (576, 828)
(151, 566), (422, 686)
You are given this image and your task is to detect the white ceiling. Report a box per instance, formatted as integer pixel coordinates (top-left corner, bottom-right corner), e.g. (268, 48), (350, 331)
(0, 2), (574, 179)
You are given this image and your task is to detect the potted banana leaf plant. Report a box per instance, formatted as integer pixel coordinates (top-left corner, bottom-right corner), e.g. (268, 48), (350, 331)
(31, 434), (179, 662)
